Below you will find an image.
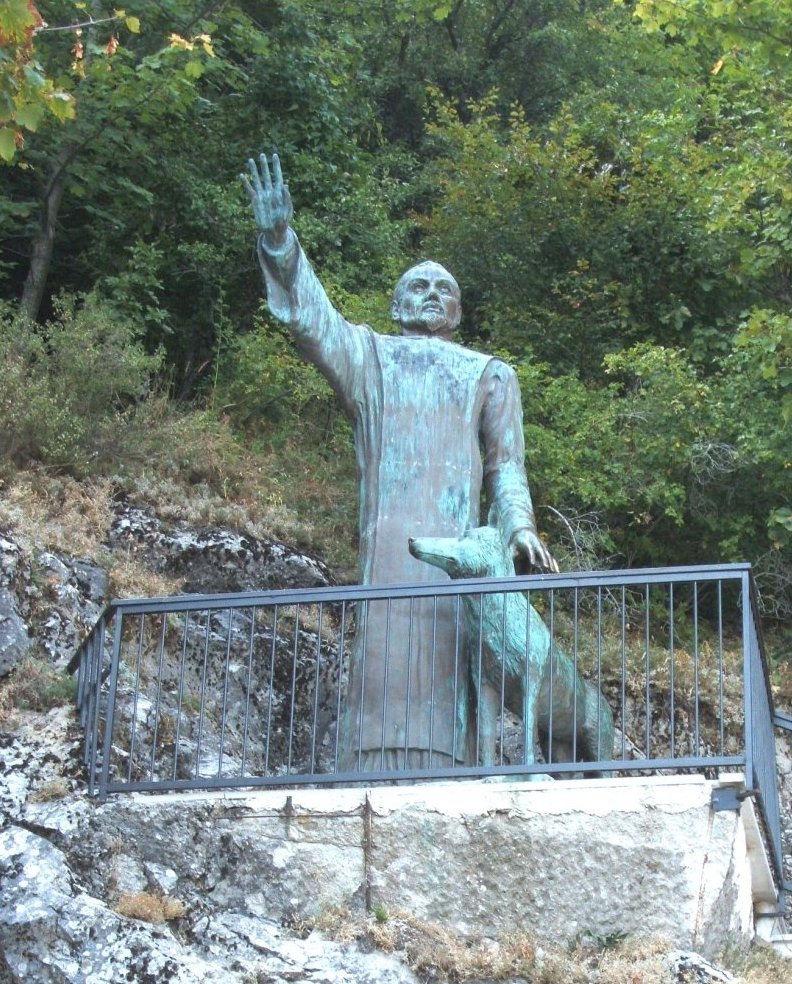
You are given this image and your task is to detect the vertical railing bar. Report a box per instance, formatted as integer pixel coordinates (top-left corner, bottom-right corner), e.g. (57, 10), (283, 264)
(475, 594), (484, 766)
(717, 582), (725, 756)
(78, 636), (91, 762)
(525, 589), (532, 765)
(356, 600), (369, 772)
(173, 610), (190, 781)
(127, 613), (146, 783)
(742, 572), (755, 792)
(620, 586), (627, 760)
(82, 628), (100, 762)
(596, 588), (603, 761)
(451, 594), (461, 769)
(195, 608), (212, 780)
(693, 583), (700, 755)
(644, 583), (651, 759)
(669, 583), (675, 759)
(218, 609), (234, 778)
(499, 590), (507, 766)
(86, 617), (106, 788)
(309, 603), (325, 774)
(404, 600), (416, 760)
(287, 604), (301, 774)
(75, 635), (88, 719)
(572, 588), (579, 764)
(380, 598), (392, 769)
(97, 612), (124, 800)
(264, 605), (279, 774)
(428, 596), (438, 768)
(149, 614), (168, 781)
(240, 606), (257, 778)
(333, 602), (348, 773)
(548, 590), (555, 764)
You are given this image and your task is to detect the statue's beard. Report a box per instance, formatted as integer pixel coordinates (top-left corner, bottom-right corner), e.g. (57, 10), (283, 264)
(418, 309), (449, 333)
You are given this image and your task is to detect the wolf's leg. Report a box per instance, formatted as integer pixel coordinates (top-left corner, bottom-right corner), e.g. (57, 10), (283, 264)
(521, 696), (537, 766)
(477, 680), (499, 767)
(578, 681), (615, 778)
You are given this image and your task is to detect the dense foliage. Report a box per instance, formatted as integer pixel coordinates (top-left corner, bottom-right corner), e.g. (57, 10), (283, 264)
(1, 0), (790, 624)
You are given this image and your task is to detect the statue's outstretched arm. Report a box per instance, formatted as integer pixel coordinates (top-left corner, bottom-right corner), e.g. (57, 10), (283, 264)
(242, 152), (371, 417)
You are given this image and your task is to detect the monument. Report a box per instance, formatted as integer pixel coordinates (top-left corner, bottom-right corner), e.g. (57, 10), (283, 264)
(243, 152), (557, 771)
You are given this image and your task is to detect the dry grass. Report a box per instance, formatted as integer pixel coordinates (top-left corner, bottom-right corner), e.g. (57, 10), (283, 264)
(114, 892), (187, 924)
(0, 656), (77, 724)
(730, 940), (792, 982)
(307, 909), (792, 983)
(28, 777), (72, 802)
(0, 470), (115, 560)
(0, 458), (355, 606)
(309, 909), (691, 983)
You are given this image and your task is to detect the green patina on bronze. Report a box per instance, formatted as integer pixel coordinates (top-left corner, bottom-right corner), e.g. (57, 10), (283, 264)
(243, 153), (557, 770)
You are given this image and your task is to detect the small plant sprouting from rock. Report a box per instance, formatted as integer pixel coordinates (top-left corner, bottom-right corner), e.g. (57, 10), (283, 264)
(1, 656), (77, 718)
(372, 903), (389, 923)
(114, 892), (187, 924)
(29, 778), (71, 802)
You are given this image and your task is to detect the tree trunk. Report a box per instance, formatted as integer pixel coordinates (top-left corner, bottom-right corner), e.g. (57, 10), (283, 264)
(19, 145), (77, 321)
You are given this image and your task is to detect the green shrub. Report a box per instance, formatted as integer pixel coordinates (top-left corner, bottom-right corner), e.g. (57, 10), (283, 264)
(0, 294), (163, 475)
(211, 311), (336, 433)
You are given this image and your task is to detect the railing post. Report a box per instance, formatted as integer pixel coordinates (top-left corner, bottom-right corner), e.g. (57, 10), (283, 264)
(95, 611), (123, 801)
(741, 571), (754, 793)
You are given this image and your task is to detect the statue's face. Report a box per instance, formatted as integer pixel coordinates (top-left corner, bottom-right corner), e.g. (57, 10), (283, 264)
(392, 262), (461, 338)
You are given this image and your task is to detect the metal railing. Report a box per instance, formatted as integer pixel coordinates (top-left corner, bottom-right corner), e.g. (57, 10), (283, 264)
(72, 563), (788, 900)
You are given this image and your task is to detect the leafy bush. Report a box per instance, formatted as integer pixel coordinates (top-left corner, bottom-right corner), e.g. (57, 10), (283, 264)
(0, 295), (163, 474)
(211, 312), (336, 432)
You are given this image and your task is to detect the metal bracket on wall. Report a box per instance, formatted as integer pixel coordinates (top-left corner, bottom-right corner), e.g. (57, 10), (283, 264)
(711, 786), (757, 812)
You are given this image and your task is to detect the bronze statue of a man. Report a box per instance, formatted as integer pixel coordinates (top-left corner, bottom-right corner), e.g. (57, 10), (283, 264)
(244, 153), (556, 772)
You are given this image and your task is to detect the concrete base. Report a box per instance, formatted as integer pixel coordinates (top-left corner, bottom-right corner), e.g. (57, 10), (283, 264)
(46, 772), (783, 960)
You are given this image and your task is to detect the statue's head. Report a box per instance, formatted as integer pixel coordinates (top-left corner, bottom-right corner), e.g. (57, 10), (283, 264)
(391, 261), (461, 340)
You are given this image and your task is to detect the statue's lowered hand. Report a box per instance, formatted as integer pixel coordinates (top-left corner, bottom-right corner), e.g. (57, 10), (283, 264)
(510, 528), (559, 574)
(242, 152), (293, 248)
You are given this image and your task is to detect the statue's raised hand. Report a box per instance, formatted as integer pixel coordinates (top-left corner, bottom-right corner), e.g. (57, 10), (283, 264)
(242, 152), (293, 249)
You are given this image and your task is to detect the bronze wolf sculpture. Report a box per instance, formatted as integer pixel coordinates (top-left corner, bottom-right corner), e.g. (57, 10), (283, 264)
(408, 520), (614, 776)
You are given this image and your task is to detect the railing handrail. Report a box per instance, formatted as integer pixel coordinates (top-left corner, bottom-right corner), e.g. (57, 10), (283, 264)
(91, 561), (755, 621)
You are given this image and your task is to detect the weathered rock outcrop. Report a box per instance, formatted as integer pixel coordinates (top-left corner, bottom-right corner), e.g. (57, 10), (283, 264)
(0, 503), (335, 684)
(108, 502), (335, 595)
(0, 533), (33, 677)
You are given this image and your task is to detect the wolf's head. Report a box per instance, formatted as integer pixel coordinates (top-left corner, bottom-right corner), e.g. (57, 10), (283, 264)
(408, 523), (515, 579)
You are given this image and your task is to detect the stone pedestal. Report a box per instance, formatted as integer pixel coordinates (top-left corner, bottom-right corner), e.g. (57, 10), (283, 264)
(35, 773), (777, 959)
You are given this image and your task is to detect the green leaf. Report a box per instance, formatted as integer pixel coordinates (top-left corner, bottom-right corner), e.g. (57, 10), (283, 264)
(47, 93), (76, 122)
(0, 0), (38, 42)
(184, 60), (204, 80)
(125, 16), (141, 33)
(14, 101), (45, 131)
(0, 126), (17, 162)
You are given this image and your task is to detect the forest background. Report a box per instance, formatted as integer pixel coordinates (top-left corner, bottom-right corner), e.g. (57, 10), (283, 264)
(1, 0), (791, 662)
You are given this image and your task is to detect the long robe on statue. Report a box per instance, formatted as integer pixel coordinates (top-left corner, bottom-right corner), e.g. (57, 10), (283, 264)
(258, 231), (537, 770)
